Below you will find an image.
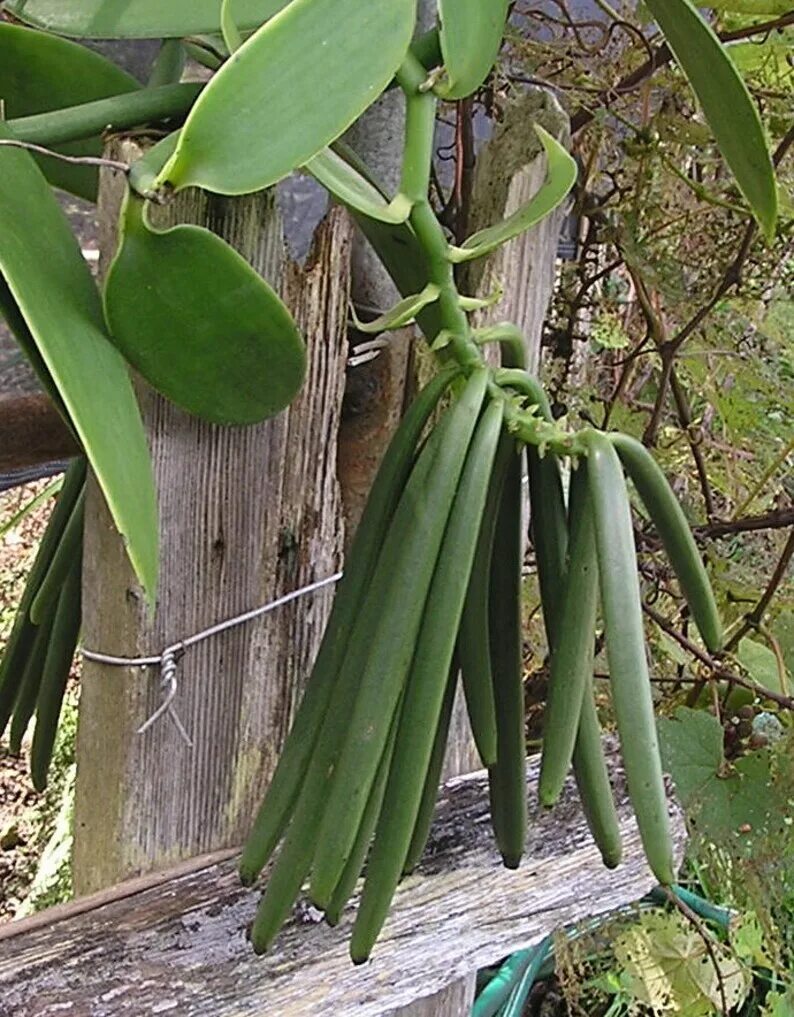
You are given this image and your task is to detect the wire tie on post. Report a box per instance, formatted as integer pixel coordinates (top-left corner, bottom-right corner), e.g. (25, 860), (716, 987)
(80, 571), (344, 745)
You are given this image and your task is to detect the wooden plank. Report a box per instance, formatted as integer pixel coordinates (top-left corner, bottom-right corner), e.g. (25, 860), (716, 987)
(0, 750), (686, 1017)
(0, 393), (77, 472)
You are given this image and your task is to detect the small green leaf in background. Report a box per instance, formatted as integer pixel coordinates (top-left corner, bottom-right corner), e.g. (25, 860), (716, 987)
(156, 0), (417, 196)
(436, 0), (510, 100)
(762, 988), (794, 1017)
(731, 909), (777, 971)
(641, 0), (778, 240)
(591, 309), (631, 351)
(448, 126), (577, 263)
(737, 636), (790, 693)
(0, 133), (158, 601)
(0, 23), (138, 200)
(658, 706), (724, 805)
(614, 910), (751, 1015)
(4, 0), (289, 39)
(104, 193), (306, 425)
(658, 706), (793, 854)
(305, 148), (412, 224)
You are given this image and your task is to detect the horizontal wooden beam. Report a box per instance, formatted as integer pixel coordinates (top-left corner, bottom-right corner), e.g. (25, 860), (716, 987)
(0, 749), (685, 1017)
(0, 393), (78, 473)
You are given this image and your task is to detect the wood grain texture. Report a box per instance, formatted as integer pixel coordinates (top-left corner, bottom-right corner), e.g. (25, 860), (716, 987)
(74, 140), (352, 893)
(464, 89), (570, 376)
(0, 750), (686, 1017)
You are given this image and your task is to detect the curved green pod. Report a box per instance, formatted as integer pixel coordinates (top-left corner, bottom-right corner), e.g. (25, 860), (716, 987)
(5, 0), (288, 39)
(585, 432), (675, 886)
(487, 444), (528, 870)
(249, 373), (488, 953)
(436, 0), (510, 100)
(104, 192), (305, 425)
(323, 709), (400, 928)
(156, 0), (417, 196)
(239, 367), (457, 886)
(0, 23), (138, 200)
(458, 430), (516, 768)
(8, 605), (57, 756)
(309, 370), (490, 912)
(611, 433), (723, 653)
(349, 400), (504, 961)
(29, 489), (85, 626)
(572, 683), (622, 869)
(401, 660), (458, 876)
(537, 464), (598, 807)
(0, 460), (86, 740)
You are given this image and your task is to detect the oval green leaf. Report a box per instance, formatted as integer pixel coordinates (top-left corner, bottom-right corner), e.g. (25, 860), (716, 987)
(5, 0), (289, 39)
(448, 126), (577, 263)
(0, 132), (158, 601)
(436, 0), (510, 99)
(104, 193), (306, 425)
(643, 0), (777, 240)
(305, 148), (412, 224)
(0, 23), (138, 200)
(156, 0), (417, 196)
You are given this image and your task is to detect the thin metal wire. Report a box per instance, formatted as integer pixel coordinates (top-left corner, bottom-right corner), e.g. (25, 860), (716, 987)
(81, 571), (344, 744)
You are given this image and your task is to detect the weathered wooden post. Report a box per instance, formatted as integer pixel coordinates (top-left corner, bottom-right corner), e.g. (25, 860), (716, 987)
(74, 146), (352, 889)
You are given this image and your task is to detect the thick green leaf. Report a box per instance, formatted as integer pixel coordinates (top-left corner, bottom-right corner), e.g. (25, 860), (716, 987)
(0, 23), (138, 200)
(156, 0), (416, 196)
(351, 283), (440, 334)
(436, 0), (509, 99)
(0, 132), (158, 601)
(643, 0), (777, 239)
(104, 193), (306, 425)
(220, 0), (244, 54)
(448, 127), (577, 263)
(305, 148), (412, 224)
(5, 0), (289, 39)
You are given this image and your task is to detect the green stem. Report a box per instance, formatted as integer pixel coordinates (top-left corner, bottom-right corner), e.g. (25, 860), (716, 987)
(7, 83), (202, 147)
(410, 200), (481, 369)
(393, 52), (482, 373)
(395, 55), (437, 203)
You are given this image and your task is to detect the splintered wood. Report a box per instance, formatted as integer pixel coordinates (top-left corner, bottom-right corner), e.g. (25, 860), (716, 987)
(1, 748), (685, 1017)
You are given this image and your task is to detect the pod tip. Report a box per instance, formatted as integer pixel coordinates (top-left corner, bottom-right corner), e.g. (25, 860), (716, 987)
(501, 853), (522, 870)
